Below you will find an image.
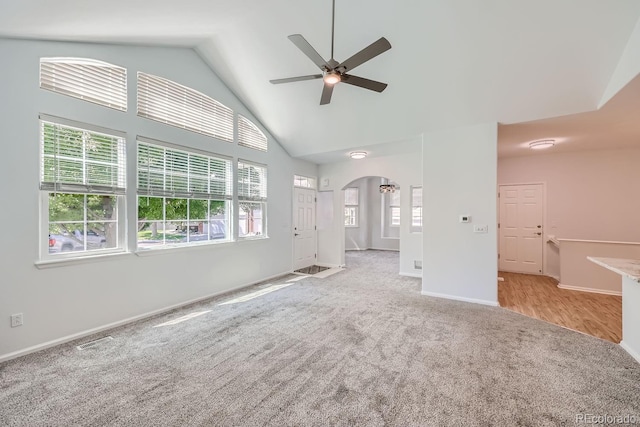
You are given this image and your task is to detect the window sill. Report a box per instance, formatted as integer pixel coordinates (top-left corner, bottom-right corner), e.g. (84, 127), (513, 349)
(35, 251), (131, 269)
(136, 239), (234, 256)
(238, 235), (269, 242)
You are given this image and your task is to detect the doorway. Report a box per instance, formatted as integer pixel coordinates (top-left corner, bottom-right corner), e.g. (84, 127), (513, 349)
(498, 183), (544, 274)
(342, 176), (400, 266)
(293, 186), (317, 271)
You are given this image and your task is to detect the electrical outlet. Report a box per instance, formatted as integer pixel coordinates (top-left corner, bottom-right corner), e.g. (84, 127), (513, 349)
(10, 313), (23, 328)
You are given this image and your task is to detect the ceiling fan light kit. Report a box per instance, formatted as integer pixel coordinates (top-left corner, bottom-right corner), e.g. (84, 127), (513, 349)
(270, 0), (391, 105)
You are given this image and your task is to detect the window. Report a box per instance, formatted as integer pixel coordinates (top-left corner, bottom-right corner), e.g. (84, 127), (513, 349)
(294, 175), (316, 189)
(137, 138), (233, 249)
(238, 114), (268, 152)
(40, 116), (126, 258)
(137, 72), (234, 142)
(40, 58), (127, 111)
(344, 187), (359, 227)
(389, 190), (401, 227)
(237, 161), (267, 238)
(411, 186), (423, 232)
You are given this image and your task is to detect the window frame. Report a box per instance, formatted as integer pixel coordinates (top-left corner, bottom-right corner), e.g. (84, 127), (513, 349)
(136, 137), (234, 250)
(39, 115), (127, 260)
(388, 189), (401, 227)
(238, 114), (268, 152)
(137, 72), (234, 142)
(344, 187), (359, 228)
(237, 160), (268, 240)
(411, 186), (423, 233)
(294, 174), (316, 189)
(40, 57), (128, 112)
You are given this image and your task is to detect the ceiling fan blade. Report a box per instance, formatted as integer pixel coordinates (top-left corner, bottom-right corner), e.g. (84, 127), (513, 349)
(341, 75), (388, 93)
(339, 37), (391, 73)
(320, 82), (334, 105)
(288, 34), (330, 70)
(270, 75), (323, 84)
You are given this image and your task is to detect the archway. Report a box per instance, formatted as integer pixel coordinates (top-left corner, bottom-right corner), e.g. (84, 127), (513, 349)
(341, 176), (401, 268)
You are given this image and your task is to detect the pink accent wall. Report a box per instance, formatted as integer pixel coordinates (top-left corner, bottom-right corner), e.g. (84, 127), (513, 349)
(498, 148), (640, 278)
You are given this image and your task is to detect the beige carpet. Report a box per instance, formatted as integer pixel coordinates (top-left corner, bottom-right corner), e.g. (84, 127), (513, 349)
(0, 250), (638, 426)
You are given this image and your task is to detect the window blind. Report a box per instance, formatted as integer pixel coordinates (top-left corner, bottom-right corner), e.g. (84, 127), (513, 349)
(137, 72), (234, 142)
(238, 114), (268, 151)
(344, 188), (359, 205)
(40, 120), (126, 194)
(40, 58), (127, 111)
(237, 161), (267, 201)
(137, 140), (232, 200)
(411, 187), (423, 229)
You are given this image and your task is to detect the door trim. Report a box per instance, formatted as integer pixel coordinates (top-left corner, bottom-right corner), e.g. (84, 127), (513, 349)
(292, 186), (317, 271)
(498, 182), (547, 275)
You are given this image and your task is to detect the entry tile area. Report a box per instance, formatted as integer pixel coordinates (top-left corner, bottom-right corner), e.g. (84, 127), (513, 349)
(498, 272), (622, 343)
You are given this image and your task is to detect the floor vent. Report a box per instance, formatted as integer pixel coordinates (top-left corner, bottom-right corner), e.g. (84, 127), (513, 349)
(294, 265), (330, 275)
(77, 336), (114, 351)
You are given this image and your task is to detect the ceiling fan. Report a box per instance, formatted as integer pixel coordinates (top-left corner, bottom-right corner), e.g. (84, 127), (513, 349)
(269, 0), (391, 105)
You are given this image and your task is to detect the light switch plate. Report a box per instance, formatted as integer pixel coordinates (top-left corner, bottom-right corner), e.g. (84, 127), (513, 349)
(474, 225), (488, 233)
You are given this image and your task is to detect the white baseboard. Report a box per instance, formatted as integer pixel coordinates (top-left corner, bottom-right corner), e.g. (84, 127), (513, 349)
(557, 283), (622, 297)
(546, 274), (560, 281)
(421, 291), (499, 307)
(620, 341), (640, 365)
(345, 248), (399, 252)
(400, 271), (422, 278)
(316, 262), (343, 268)
(0, 270), (291, 363)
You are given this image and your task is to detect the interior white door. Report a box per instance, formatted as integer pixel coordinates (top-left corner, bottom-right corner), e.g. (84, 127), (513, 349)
(499, 184), (543, 274)
(293, 187), (317, 270)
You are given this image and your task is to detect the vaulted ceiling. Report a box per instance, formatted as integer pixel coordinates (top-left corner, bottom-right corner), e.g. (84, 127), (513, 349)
(2, 0), (640, 162)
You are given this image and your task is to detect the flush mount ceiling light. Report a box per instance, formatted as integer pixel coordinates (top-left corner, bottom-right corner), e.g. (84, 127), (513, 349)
(349, 151), (367, 159)
(529, 139), (555, 150)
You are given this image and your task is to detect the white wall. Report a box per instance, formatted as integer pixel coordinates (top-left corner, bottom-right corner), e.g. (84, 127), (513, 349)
(422, 123), (498, 306)
(0, 39), (317, 360)
(498, 148), (640, 278)
(317, 142), (422, 277)
(368, 179), (400, 251)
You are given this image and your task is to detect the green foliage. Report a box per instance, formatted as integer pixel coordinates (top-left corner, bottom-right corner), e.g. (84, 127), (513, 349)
(43, 122), (122, 186)
(48, 193), (115, 239)
(137, 197), (226, 221)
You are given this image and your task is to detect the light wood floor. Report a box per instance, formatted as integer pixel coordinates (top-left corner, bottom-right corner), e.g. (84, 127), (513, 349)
(498, 272), (622, 343)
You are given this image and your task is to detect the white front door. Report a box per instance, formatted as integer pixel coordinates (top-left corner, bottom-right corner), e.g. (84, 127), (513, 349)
(499, 184), (544, 274)
(293, 187), (316, 270)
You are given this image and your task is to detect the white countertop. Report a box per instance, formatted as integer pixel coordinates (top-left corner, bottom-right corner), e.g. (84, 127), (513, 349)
(587, 257), (640, 282)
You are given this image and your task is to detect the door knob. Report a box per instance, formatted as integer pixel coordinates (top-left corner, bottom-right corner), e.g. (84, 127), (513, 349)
(537, 225), (542, 228)
(294, 233), (300, 236)
(535, 232), (542, 236)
